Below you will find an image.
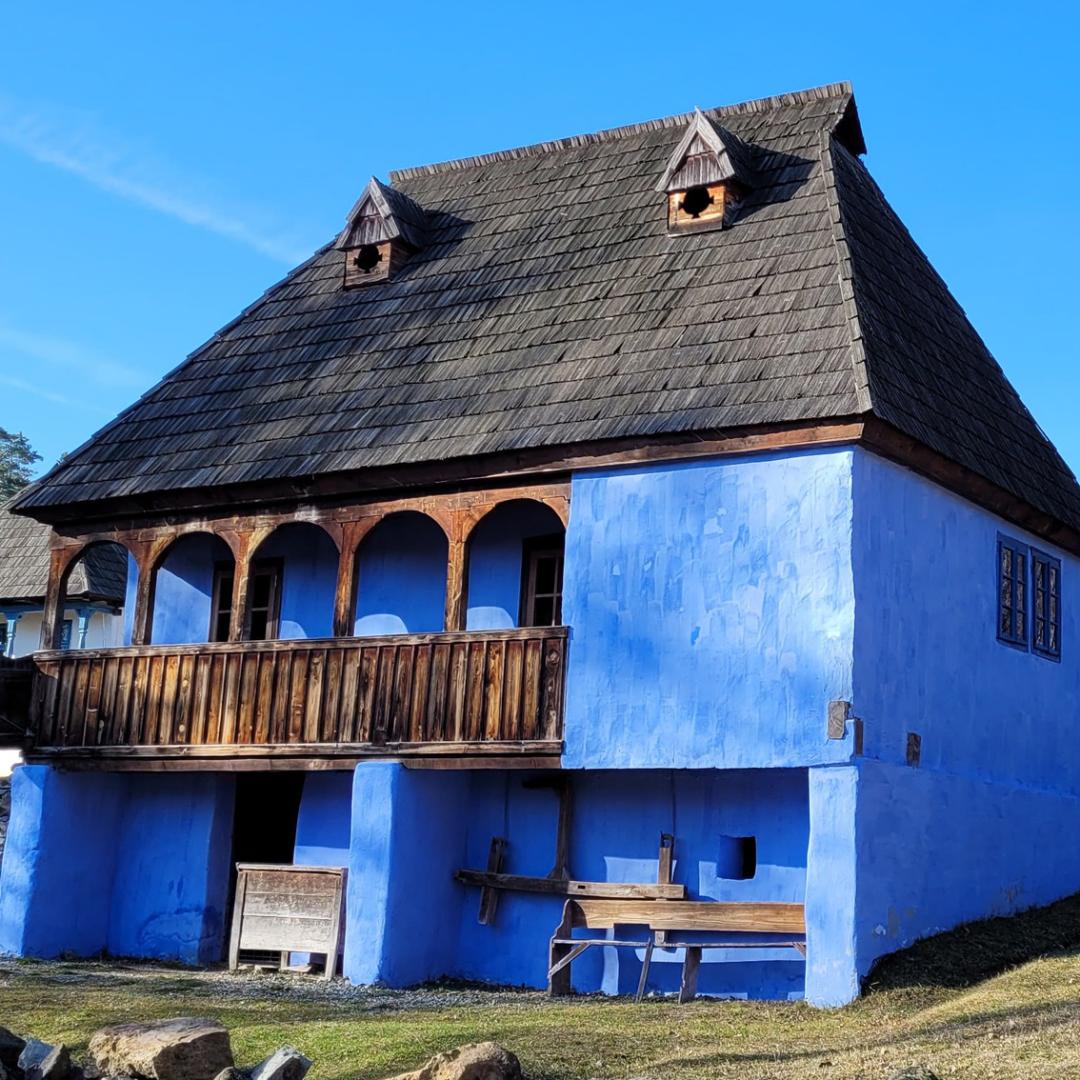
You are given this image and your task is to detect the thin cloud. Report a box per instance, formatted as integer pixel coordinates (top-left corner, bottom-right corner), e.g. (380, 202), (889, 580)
(0, 94), (312, 265)
(0, 321), (145, 389)
(0, 373), (111, 413)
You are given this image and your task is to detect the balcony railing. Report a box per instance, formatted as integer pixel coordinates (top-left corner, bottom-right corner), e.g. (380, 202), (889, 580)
(26, 627), (568, 764)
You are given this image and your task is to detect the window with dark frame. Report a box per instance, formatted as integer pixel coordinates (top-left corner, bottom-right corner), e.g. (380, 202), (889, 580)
(998, 536), (1028, 648)
(247, 559), (283, 641)
(1032, 549), (1062, 660)
(0, 621), (7, 652)
(520, 535), (564, 628)
(209, 563), (234, 642)
(58, 619), (73, 651)
(209, 559), (282, 642)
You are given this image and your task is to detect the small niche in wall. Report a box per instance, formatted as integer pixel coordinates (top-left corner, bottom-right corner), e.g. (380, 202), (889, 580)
(717, 835), (756, 880)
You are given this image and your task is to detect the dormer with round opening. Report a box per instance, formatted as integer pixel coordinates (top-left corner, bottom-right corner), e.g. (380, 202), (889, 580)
(656, 109), (755, 234)
(335, 177), (427, 288)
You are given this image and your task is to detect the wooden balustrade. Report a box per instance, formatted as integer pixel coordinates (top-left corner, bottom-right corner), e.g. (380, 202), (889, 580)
(27, 627), (568, 765)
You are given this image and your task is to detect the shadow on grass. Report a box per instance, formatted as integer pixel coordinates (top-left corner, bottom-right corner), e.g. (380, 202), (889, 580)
(866, 890), (1080, 993)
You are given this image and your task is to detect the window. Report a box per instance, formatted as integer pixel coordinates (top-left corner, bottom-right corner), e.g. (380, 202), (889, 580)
(1032, 549), (1062, 660)
(0, 621), (7, 653)
(997, 536), (1028, 648)
(209, 560), (281, 642)
(247, 560), (282, 641)
(209, 563), (234, 642)
(58, 619), (73, 650)
(520, 536), (564, 627)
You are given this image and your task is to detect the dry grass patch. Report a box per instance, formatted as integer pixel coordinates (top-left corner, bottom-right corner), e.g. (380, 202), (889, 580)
(5, 896), (1080, 1079)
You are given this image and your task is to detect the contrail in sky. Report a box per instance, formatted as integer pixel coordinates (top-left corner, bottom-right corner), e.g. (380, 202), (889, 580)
(0, 93), (311, 265)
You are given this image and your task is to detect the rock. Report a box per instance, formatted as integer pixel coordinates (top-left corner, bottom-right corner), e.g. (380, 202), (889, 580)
(211, 1070), (247, 1080)
(89, 1020), (233, 1080)
(249, 1048), (310, 1080)
(386, 1042), (521, 1080)
(888, 1068), (941, 1080)
(18, 1040), (71, 1080)
(0, 1028), (25, 1072)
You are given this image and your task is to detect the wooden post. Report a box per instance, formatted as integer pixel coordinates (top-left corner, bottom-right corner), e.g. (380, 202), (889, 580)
(333, 520), (375, 638)
(477, 837), (508, 925)
(549, 780), (572, 881)
(129, 544), (158, 647)
(39, 547), (69, 650)
(444, 515), (469, 632)
(229, 540), (253, 643)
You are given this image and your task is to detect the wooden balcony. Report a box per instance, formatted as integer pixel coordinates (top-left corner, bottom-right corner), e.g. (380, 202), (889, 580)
(24, 627), (568, 768)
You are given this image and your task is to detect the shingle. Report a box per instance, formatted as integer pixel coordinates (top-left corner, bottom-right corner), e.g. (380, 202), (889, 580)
(12, 81), (1080, 536)
(0, 500), (127, 604)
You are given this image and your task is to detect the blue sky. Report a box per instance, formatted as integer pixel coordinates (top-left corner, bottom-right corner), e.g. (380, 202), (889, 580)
(2, 1), (1078, 477)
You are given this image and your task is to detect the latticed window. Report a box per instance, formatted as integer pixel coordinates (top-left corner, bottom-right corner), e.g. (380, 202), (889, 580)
(1032, 549), (1062, 660)
(998, 536), (1028, 647)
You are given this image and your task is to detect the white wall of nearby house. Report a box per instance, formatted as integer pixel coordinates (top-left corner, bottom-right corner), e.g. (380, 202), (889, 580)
(1, 607), (124, 657)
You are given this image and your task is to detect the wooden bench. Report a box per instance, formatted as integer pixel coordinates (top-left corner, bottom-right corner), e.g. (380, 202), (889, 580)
(548, 898), (806, 1002)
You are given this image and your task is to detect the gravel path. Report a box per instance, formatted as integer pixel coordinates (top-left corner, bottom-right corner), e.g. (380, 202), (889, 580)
(0, 957), (576, 1014)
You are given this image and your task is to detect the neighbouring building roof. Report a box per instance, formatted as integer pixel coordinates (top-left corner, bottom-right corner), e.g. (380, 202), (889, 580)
(0, 499), (126, 607)
(14, 82), (1080, 535)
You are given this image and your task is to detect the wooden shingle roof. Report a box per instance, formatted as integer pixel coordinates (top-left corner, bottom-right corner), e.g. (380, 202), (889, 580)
(0, 500), (126, 606)
(14, 82), (1080, 536)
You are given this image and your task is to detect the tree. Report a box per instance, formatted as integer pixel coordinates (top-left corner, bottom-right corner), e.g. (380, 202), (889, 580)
(0, 428), (42, 501)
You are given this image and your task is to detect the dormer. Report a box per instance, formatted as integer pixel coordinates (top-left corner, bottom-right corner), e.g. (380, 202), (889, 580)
(656, 109), (755, 234)
(335, 178), (427, 287)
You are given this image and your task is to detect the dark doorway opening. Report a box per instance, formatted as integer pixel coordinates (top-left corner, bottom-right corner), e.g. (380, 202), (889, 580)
(226, 773), (305, 962)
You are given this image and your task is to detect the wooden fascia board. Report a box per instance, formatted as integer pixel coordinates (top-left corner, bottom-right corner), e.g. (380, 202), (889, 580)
(859, 417), (1080, 558)
(21, 416), (1080, 558)
(24, 419), (867, 529)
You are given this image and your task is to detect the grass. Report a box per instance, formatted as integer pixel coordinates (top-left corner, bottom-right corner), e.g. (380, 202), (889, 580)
(6, 895), (1080, 1080)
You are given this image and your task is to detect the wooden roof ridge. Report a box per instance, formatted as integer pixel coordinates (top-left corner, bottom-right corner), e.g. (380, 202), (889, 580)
(391, 81), (862, 182)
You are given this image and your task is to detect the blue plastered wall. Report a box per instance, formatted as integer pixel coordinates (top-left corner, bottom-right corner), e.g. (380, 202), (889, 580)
(562, 449), (857, 769)
(256, 525), (338, 639)
(290, 772), (352, 966)
(107, 773), (235, 963)
(0, 766), (124, 957)
(343, 764), (809, 999)
(849, 450), (1080, 979)
(354, 514), (447, 635)
(344, 763), (468, 986)
(466, 501), (565, 630)
(151, 533), (233, 644)
(0, 766), (235, 964)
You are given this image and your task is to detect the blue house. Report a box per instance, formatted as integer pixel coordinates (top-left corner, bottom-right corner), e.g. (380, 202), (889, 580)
(1, 82), (1078, 1007)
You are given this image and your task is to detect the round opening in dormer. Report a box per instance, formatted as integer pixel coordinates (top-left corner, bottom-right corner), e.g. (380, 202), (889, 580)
(354, 244), (382, 272)
(679, 186), (713, 219)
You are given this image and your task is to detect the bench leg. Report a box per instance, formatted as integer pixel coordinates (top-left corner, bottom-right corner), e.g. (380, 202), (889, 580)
(635, 936), (656, 1003)
(679, 946), (702, 1003)
(549, 941), (591, 996)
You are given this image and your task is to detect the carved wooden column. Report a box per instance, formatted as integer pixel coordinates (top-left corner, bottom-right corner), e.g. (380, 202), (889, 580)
(39, 546), (71, 650)
(228, 534), (254, 643)
(333, 519), (377, 638)
(128, 541), (159, 646)
(443, 511), (471, 632)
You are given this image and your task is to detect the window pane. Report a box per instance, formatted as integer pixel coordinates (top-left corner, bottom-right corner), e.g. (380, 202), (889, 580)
(535, 555), (557, 594)
(533, 596), (555, 627)
(250, 610), (269, 640)
(252, 573), (272, 608)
